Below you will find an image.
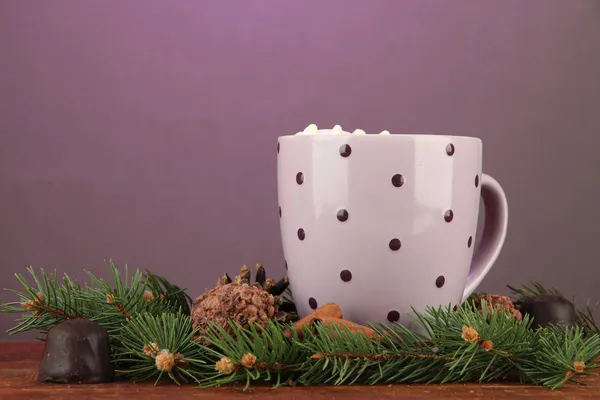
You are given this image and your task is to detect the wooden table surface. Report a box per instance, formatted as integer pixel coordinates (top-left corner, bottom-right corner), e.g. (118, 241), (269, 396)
(1, 342), (600, 400)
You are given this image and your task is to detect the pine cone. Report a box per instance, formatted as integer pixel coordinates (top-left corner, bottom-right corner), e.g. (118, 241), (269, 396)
(191, 282), (276, 335)
(214, 263), (297, 323)
(473, 294), (522, 321)
(216, 264), (290, 296)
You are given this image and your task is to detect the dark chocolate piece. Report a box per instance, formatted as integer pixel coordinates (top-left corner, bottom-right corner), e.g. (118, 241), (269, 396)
(38, 319), (114, 384)
(519, 295), (577, 328)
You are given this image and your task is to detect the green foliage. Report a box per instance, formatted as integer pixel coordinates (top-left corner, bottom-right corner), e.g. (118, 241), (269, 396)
(0, 261), (191, 342)
(194, 321), (310, 389)
(182, 301), (600, 390)
(2, 267), (600, 391)
(112, 312), (205, 385)
(144, 270), (193, 315)
(297, 302), (533, 387)
(516, 326), (600, 388)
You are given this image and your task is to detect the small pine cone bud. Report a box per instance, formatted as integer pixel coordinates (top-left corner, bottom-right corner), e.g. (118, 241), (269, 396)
(215, 357), (235, 375)
(21, 292), (45, 310)
(155, 349), (175, 372)
(241, 353), (257, 369)
(21, 300), (36, 311)
(143, 342), (160, 357)
(573, 361), (585, 373)
(480, 340), (493, 351)
(461, 325), (480, 343)
(565, 370), (574, 379)
(143, 291), (155, 302)
(106, 293), (114, 303)
(159, 293), (166, 302)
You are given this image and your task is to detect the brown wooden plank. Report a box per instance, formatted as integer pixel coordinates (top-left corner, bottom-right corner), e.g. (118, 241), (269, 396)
(0, 341), (599, 399)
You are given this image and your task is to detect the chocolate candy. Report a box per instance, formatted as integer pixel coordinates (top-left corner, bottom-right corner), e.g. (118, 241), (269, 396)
(519, 295), (578, 329)
(38, 319), (114, 383)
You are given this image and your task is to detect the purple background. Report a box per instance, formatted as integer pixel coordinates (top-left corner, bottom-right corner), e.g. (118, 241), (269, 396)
(1, 0), (599, 339)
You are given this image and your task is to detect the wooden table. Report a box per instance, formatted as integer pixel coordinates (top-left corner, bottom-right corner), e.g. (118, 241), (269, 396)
(1, 342), (599, 399)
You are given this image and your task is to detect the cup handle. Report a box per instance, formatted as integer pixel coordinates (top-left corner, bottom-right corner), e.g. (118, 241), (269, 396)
(461, 173), (509, 302)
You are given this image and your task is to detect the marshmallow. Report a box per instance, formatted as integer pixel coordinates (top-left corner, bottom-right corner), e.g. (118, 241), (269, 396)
(295, 123), (319, 135)
(305, 124), (318, 134)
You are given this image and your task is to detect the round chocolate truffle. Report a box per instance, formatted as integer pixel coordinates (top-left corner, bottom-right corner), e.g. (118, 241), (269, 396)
(518, 295), (577, 329)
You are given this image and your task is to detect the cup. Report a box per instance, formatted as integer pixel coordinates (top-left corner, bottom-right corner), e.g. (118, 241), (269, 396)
(277, 127), (508, 328)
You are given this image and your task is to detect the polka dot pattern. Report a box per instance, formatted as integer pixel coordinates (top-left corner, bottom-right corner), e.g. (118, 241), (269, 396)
(339, 144), (352, 157)
(389, 238), (401, 251)
(284, 140), (480, 319)
(387, 310), (400, 322)
(436, 276), (445, 288)
(337, 209), (349, 222)
(444, 210), (454, 223)
(297, 228), (306, 240)
(391, 174), (405, 187)
(340, 270), (352, 282)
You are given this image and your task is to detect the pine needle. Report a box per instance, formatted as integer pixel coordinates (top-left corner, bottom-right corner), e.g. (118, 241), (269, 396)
(2, 266), (600, 390)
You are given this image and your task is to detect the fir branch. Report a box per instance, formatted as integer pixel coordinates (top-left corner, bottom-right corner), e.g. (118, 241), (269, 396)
(75, 263), (176, 335)
(193, 320), (310, 389)
(112, 312), (205, 385)
(297, 301), (532, 386)
(4, 263), (600, 391)
(298, 321), (454, 386)
(516, 326), (600, 389)
(143, 270), (192, 315)
(1, 267), (90, 335)
(576, 301), (600, 336)
(0, 260), (189, 339)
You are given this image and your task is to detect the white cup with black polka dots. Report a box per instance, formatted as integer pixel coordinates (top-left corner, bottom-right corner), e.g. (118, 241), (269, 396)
(277, 126), (508, 329)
